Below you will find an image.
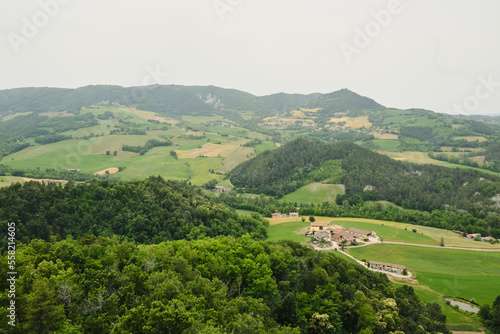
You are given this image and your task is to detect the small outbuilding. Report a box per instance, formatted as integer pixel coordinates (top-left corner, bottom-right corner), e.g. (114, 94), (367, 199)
(310, 222), (328, 231)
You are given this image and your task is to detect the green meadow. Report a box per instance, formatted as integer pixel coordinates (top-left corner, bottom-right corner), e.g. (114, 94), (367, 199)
(333, 219), (438, 245)
(254, 141), (276, 155)
(267, 220), (310, 243)
(372, 139), (401, 152)
(281, 183), (345, 204)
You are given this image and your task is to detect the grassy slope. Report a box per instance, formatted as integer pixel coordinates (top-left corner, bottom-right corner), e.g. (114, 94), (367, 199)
(267, 220), (310, 243)
(281, 183), (345, 204)
(0, 176), (27, 187)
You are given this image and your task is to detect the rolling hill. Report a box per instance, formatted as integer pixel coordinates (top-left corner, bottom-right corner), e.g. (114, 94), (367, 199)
(1, 84), (500, 185)
(229, 138), (500, 216)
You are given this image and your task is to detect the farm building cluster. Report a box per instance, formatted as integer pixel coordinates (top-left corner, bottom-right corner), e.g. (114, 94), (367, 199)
(369, 261), (406, 275)
(453, 231), (498, 242)
(271, 212), (299, 218)
(215, 186), (232, 193)
(307, 223), (377, 246)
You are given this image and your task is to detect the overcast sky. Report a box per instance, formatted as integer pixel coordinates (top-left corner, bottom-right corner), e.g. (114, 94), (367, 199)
(1, 0), (499, 115)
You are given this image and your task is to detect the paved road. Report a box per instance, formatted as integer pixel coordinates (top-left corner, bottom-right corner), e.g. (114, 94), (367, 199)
(315, 245), (414, 278)
(352, 240), (500, 252)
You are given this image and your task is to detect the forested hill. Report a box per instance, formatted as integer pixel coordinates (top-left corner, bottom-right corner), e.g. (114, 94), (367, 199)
(229, 138), (500, 215)
(0, 85), (321, 117)
(0, 177), (268, 246)
(0, 236), (449, 333)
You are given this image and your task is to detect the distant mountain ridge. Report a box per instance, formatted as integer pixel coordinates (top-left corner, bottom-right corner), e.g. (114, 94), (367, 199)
(0, 84), (381, 117)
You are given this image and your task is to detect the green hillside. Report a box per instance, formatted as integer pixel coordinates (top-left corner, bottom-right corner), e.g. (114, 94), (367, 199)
(281, 183), (345, 204)
(229, 138), (500, 236)
(1, 84), (500, 184)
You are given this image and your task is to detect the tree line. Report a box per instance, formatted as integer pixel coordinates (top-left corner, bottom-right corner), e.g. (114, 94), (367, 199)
(0, 177), (268, 247)
(122, 139), (173, 155)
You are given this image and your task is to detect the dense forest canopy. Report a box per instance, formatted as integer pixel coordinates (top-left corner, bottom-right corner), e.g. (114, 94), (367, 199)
(0, 235), (449, 333)
(0, 177), (268, 247)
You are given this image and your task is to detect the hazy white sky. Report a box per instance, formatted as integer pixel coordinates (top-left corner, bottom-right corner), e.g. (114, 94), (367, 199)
(1, 0), (499, 115)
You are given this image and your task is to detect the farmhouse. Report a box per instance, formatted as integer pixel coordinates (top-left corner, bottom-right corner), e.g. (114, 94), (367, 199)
(215, 186), (232, 193)
(369, 261), (406, 275)
(310, 222), (328, 231)
(314, 231), (331, 241)
(346, 228), (372, 238)
(326, 227), (342, 234)
(482, 236), (496, 242)
(467, 233), (481, 239)
(272, 212), (299, 218)
(331, 231), (357, 245)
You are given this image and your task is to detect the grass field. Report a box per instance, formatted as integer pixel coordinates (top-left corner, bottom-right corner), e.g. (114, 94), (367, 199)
(0, 176), (26, 187)
(181, 115), (222, 124)
(217, 179), (233, 188)
(373, 139), (401, 152)
(333, 219), (438, 245)
(291, 110), (307, 118)
(379, 109), (442, 128)
(125, 108), (179, 125)
(216, 146), (254, 173)
(372, 132), (399, 140)
(440, 147), (484, 152)
(116, 152), (187, 181)
(4, 139), (118, 173)
(1, 111), (32, 121)
(235, 209), (258, 216)
(206, 125), (248, 137)
(393, 281), (485, 330)
(267, 220), (310, 243)
(328, 116), (372, 128)
(346, 244), (500, 306)
(281, 183), (345, 204)
(454, 136), (488, 142)
(254, 141), (276, 155)
(301, 108), (322, 113)
(176, 141), (244, 159)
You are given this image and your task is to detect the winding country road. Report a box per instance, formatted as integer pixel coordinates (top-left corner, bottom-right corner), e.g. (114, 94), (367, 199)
(348, 240), (500, 252)
(313, 238), (500, 278)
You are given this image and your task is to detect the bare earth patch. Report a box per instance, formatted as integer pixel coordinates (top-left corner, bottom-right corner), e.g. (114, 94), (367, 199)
(470, 156), (486, 164)
(300, 108), (322, 112)
(94, 167), (119, 175)
(440, 147), (484, 152)
(328, 116), (372, 129)
(453, 136), (488, 142)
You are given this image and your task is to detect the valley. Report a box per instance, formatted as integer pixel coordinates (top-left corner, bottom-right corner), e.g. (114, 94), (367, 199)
(1, 85), (499, 333)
